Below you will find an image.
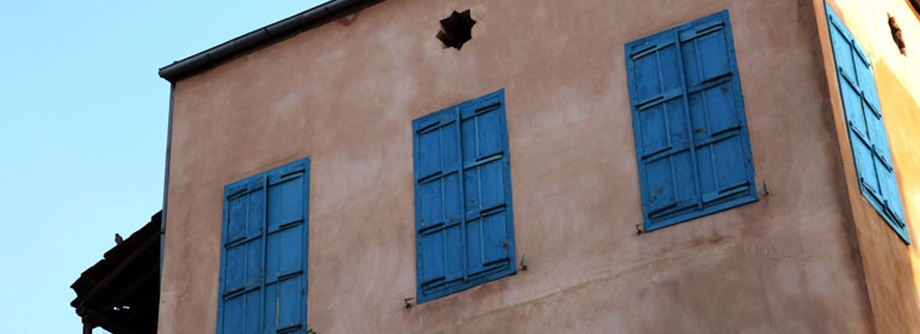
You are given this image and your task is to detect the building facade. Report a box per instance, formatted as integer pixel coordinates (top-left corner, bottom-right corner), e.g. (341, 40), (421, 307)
(157, 0), (920, 332)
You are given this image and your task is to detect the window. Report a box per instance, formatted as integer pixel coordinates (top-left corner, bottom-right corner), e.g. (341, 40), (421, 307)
(413, 89), (516, 303)
(625, 10), (758, 232)
(217, 158), (310, 333)
(826, 3), (909, 243)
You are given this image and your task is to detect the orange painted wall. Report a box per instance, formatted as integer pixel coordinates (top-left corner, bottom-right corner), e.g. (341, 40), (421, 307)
(817, 0), (920, 332)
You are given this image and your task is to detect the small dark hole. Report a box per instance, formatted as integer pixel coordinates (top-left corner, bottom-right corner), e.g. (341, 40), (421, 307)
(437, 10), (476, 50)
(889, 14), (906, 55)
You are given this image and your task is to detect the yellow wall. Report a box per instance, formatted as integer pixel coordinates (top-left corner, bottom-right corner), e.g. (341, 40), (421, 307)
(818, 0), (920, 332)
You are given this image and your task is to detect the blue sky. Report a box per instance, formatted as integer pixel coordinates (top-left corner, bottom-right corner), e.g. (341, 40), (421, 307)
(0, 1), (325, 332)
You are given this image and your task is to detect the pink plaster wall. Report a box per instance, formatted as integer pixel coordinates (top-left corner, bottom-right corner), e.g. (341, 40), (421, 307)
(159, 0), (879, 332)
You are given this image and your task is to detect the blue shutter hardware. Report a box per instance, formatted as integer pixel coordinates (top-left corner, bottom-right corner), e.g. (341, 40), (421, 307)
(626, 10), (758, 232)
(825, 2), (909, 243)
(217, 158), (311, 333)
(414, 89), (516, 303)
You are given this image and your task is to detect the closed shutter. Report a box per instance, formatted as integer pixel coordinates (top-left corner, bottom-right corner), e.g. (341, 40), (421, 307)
(680, 19), (752, 206)
(460, 93), (512, 279)
(628, 32), (699, 221)
(414, 89), (515, 302)
(220, 179), (266, 334)
(265, 162), (307, 333)
(218, 159), (310, 333)
(826, 3), (908, 242)
(626, 10), (756, 231)
(415, 110), (464, 295)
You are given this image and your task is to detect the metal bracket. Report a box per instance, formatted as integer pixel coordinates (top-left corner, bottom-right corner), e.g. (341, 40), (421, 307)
(404, 297), (414, 308)
(519, 254), (527, 271)
(635, 223), (645, 235)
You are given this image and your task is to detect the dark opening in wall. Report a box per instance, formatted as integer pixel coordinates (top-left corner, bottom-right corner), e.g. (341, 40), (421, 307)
(889, 14), (906, 55)
(437, 10), (476, 50)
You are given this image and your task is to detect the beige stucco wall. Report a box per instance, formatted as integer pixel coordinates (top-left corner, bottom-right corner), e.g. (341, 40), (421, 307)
(160, 0), (881, 332)
(817, 1), (920, 333)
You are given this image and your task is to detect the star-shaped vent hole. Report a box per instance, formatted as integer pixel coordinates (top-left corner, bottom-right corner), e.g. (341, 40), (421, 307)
(437, 10), (476, 50)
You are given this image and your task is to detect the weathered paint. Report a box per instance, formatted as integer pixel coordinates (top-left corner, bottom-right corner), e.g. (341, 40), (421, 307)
(816, 0), (920, 332)
(157, 0), (915, 332)
(624, 10), (760, 232)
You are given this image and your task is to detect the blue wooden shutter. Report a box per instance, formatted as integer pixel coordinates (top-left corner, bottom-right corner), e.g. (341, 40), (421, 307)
(414, 89), (515, 303)
(265, 161), (308, 333)
(220, 179), (266, 334)
(627, 32), (700, 222)
(826, 3), (908, 242)
(414, 109), (464, 297)
(679, 17), (753, 206)
(626, 10), (756, 231)
(218, 158), (310, 334)
(459, 92), (513, 280)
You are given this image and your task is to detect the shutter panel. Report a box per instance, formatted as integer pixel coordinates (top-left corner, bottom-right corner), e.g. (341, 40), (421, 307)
(832, 17), (883, 199)
(681, 17), (752, 206)
(265, 168), (306, 332)
(223, 297), (243, 334)
(415, 111), (464, 297)
(857, 55), (896, 205)
(628, 33), (699, 221)
(853, 34), (907, 234)
(220, 182), (266, 334)
(843, 86), (879, 198)
(460, 92), (512, 278)
(243, 240), (263, 334)
(226, 190), (247, 243)
(223, 193), (249, 296)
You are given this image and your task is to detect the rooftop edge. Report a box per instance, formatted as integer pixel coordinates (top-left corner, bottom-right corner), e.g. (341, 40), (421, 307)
(158, 0), (376, 82)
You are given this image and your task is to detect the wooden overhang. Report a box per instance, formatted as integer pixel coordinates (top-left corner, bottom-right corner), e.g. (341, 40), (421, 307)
(70, 211), (161, 334)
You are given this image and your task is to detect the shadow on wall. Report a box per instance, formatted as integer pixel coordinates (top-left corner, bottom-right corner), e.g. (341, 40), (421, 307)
(872, 60), (920, 332)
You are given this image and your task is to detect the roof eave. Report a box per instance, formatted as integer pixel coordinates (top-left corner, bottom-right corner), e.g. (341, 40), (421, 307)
(158, 0), (377, 82)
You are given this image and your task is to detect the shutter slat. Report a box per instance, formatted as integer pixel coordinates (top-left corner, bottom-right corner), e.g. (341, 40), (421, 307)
(630, 39), (676, 59)
(223, 296), (243, 333)
(243, 290), (262, 333)
(678, 19), (724, 41)
(277, 277), (303, 329)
